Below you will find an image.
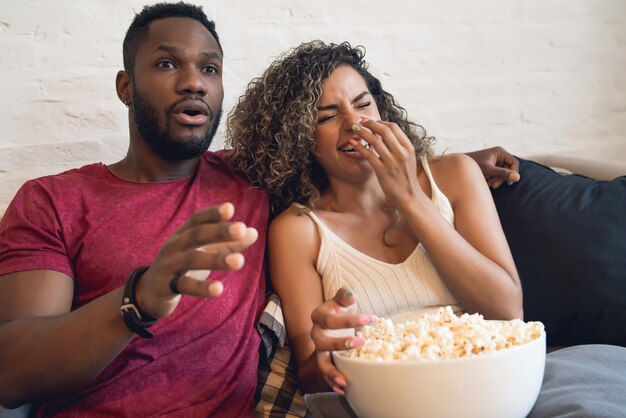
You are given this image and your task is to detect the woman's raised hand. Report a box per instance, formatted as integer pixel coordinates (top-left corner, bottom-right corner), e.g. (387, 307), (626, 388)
(350, 119), (421, 207)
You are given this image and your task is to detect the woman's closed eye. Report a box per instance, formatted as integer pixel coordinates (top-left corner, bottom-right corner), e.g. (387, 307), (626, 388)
(317, 102), (371, 124)
(317, 113), (336, 124)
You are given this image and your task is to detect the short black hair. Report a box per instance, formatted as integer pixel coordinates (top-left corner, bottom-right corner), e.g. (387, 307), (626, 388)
(122, 2), (222, 74)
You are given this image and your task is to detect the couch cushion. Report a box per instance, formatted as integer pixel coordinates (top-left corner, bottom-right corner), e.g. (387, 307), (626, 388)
(304, 344), (626, 418)
(491, 158), (626, 346)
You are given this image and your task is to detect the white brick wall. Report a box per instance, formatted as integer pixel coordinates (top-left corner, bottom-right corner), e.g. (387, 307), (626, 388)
(1, 0), (625, 214)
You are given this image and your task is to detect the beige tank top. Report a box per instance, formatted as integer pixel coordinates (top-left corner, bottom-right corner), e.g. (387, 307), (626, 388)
(299, 157), (464, 320)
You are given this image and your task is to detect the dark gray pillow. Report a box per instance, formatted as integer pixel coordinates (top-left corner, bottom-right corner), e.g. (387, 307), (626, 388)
(529, 344), (626, 417)
(491, 159), (626, 346)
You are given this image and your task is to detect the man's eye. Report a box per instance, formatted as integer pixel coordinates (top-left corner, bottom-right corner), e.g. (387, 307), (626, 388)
(157, 61), (175, 69)
(203, 65), (218, 74)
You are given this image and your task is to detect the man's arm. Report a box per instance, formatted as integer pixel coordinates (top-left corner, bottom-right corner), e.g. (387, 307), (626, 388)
(0, 203), (258, 408)
(0, 270), (134, 408)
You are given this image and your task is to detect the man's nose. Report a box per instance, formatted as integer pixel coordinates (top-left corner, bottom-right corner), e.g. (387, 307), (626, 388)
(177, 66), (207, 96)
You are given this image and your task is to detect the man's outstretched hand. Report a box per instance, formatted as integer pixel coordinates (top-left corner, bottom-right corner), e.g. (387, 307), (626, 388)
(137, 202), (258, 319)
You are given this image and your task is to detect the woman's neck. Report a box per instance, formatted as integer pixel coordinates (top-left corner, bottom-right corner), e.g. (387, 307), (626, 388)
(317, 178), (387, 215)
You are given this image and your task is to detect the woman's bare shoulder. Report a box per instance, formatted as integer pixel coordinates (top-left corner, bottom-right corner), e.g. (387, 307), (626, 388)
(426, 153), (478, 175)
(267, 206), (320, 272)
(425, 154), (485, 197)
(270, 205), (315, 232)
(269, 205), (320, 252)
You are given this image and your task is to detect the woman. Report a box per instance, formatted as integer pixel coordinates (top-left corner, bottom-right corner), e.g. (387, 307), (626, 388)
(227, 40), (522, 396)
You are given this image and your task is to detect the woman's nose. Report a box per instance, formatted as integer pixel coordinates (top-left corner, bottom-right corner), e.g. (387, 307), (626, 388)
(345, 110), (365, 130)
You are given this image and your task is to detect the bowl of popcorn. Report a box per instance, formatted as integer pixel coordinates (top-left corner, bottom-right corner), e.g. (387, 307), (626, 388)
(332, 306), (546, 418)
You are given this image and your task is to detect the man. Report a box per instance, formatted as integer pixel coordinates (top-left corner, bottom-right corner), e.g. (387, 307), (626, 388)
(0, 3), (267, 417)
(0, 2), (520, 417)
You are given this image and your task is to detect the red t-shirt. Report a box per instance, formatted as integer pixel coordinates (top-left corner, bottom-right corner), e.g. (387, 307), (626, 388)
(0, 151), (268, 417)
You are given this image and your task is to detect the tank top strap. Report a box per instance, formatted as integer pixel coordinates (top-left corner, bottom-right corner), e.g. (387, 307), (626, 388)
(290, 203), (344, 292)
(291, 203), (326, 230)
(419, 156), (455, 225)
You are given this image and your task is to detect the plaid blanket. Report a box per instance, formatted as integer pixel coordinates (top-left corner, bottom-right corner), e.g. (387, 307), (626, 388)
(255, 293), (312, 418)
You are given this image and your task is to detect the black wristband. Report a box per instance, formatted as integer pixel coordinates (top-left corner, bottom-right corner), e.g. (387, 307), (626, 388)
(120, 266), (157, 338)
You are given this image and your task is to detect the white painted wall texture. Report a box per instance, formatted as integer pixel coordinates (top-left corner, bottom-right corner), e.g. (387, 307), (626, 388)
(1, 0), (625, 214)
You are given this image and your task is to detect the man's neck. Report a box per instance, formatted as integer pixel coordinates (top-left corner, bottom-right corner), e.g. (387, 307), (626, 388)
(108, 140), (202, 182)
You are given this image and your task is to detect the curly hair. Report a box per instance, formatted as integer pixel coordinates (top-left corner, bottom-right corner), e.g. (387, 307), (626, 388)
(226, 40), (434, 217)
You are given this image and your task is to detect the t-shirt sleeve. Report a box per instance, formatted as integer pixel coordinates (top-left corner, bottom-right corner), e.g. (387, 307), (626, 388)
(0, 180), (73, 277)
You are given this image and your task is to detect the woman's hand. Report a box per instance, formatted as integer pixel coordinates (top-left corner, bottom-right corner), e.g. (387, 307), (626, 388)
(350, 119), (422, 207)
(310, 288), (376, 395)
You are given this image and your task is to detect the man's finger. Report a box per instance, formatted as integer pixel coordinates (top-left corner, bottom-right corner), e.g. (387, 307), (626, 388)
(486, 166), (517, 181)
(174, 222), (250, 252)
(195, 227), (259, 255)
(489, 177), (504, 189)
(168, 247), (247, 274)
(507, 171), (521, 184)
(172, 274), (224, 298)
(174, 203), (235, 235)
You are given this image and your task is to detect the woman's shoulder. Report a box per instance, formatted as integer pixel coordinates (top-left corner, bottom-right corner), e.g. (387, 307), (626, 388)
(269, 204), (320, 260)
(425, 153), (478, 173)
(270, 205), (317, 238)
(424, 153), (484, 198)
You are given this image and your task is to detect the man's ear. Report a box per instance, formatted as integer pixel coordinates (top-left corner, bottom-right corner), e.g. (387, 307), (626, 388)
(116, 70), (132, 107)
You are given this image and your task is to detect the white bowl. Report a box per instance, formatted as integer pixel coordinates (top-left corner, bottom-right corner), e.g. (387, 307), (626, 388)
(333, 330), (546, 418)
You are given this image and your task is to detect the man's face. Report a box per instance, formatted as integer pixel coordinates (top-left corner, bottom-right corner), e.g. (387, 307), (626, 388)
(130, 17), (224, 161)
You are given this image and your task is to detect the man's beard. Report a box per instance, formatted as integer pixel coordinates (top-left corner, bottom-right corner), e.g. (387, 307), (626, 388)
(131, 87), (222, 161)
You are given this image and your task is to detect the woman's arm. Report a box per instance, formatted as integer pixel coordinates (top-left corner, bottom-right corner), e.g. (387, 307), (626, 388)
(268, 208), (330, 393)
(412, 154), (523, 319)
(351, 120), (522, 320)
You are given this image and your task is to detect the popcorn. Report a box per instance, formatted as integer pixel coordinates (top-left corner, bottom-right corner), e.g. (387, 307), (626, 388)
(346, 306), (544, 362)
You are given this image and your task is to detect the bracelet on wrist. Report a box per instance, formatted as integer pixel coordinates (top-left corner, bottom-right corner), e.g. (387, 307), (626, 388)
(120, 266), (157, 338)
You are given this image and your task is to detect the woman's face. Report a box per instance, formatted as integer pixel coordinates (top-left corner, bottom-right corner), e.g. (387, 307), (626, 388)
(313, 65), (381, 183)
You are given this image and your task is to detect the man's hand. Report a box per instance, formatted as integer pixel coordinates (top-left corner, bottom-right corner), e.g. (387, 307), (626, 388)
(136, 202), (258, 319)
(310, 288), (376, 395)
(465, 146), (520, 189)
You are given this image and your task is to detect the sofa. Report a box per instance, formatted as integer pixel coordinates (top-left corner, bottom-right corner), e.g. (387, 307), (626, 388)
(3, 154), (626, 417)
(491, 154), (626, 348)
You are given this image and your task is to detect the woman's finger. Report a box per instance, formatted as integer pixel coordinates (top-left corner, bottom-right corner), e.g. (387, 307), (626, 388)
(311, 325), (365, 352)
(317, 352), (348, 394)
(362, 119), (408, 158)
(351, 123), (391, 164)
(311, 308), (375, 331)
(379, 120), (414, 151)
